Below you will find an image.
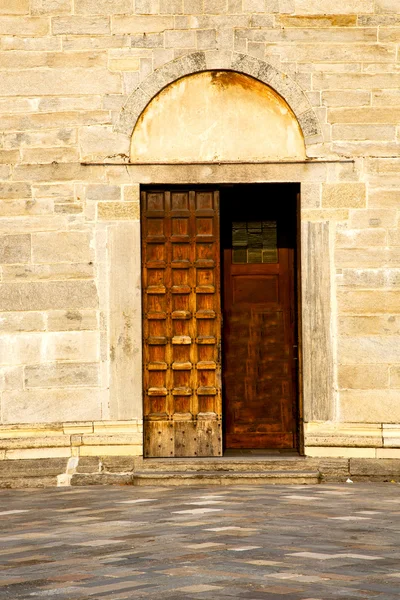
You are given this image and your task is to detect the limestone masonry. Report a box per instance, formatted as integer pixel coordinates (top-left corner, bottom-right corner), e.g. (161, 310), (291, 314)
(1, 0), (400, 484)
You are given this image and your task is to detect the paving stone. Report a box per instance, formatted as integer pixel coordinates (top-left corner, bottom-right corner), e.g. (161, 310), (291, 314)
(0, 483), (399, 598)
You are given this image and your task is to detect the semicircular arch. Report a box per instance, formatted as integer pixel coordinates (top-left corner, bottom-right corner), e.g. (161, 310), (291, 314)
(114, 51), (321, 157)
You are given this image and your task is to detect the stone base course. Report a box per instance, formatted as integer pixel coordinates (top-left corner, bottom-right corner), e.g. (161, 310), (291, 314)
(1, 452), (400, 487)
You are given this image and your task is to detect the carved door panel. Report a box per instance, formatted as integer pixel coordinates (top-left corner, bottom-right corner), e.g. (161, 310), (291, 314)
(222, 186), (297, 449)
(142, 189), (222, 457)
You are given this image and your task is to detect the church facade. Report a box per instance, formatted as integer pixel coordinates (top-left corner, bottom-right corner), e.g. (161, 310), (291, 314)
(1, 0), (400, 484)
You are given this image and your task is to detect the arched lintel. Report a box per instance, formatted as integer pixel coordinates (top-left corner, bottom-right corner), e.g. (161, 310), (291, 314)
(114, 51), (322, 151)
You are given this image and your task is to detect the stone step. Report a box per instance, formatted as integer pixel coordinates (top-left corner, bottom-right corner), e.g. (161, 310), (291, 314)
(139, 458), (316, 472)
(131, 470), (321, 486)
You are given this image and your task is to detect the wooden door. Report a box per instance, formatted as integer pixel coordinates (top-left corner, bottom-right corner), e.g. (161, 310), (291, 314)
(142, 188), (222, 457)
(222, 186), (297, 449)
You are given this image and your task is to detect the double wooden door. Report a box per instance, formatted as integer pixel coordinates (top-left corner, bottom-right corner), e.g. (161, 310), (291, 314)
(142, 186), (297, 457)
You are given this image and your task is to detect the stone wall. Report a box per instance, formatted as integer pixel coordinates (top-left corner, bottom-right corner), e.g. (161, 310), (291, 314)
(0, 0), (400, 470)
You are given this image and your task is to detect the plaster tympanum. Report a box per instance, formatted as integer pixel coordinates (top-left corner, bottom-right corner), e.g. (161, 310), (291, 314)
(130, 71), (306, 163)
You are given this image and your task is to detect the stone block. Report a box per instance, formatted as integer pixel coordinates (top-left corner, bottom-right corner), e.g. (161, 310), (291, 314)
(81, 434), (142, 446)
(301, 209), (349, 221)
(43, 331), (99, 362)
(0, 281), (98, 311)
(336, 229), (387, 248)
(0, 16), (49, 35)
(3, 263), (94, 281)
(390, 366), (400, 388)
(22, 147), (80, 164)
(71, 472), (132, 485)
(0, 183), (31, 200)
(25, 363), (100, 388)
(0, 312), (45, 333)
(0, 435), (69, 449)
(122, 185), (140, 202)
(86, 185), (121, 201)
(32, 231), (93, 264)
(382, 424), (400, 448)
(314, 73), (400, 92)
(75, 0), (132, 13)
(349, 209), (397, 229)
(350, 458), (400, 478)
(63, 422), (93, 434)
(0, 366), (24, 391)
(305, 447), (376, 458)
(97, 202), (139, 220)
(338, 365), (389, 389)
(1, 69), (120, 96)
(79, 445), (141, 456)
(0, 476), (58, 488)
(0, 200), (55, 218)
(329, 107), (400, 125)
(196, 29), (217, 50)
(339, 335), (400, 364)
(368, 189), (400, 209)
(13, 163), (106, 184)
(47, 310), (98, 331)
(0, 0), (29, 13)
(6, 447), (72, 460)
(376, 449), (400, 458)
(2, 389), (102, 424)
(75, 456), (100, 473)
(300, 184), (321, 208)
(183, 0), (202, 12)
(112, 15), (173, 33)
(322, 90), (371, 107)
(338, 268), (400, 289)
(0, 234), (30, 264)
(31, 0), (71, 14)
(109, 222), (142, 420)
(339, 316), (400, 336)
(131, 32), (164, 48)
(279, 14), (357, 27)
(301, 221), (334, 422)
(164, 29), (195, 48)
(93, 420), (140, 433)
(159, 0), (183, 12)
(109, 57), (140, 71)
(52, 16), (110, 35)
(2, 111), (109, 132)
(332, 125), (395, 141)
(373, 89), (400, 105)
(101, 456), (137, 472)
(297, 109), (320, 138)
(134, 0), (158, 12)
(294, 0), (373, 13)
(79, 125), (130, 162)
(340, 389), (400, 423)
(322, 183), (366, 209)
(336, 248), (400, 269)
(376, 0), (399, 12)
(243, 0), (264, 10)
(0, 458), (67, 477)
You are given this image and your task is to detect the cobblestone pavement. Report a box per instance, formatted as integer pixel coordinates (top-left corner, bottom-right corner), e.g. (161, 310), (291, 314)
(0, 483), (400, 599)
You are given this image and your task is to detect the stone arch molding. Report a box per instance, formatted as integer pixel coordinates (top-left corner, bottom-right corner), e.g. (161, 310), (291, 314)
(114, 51), (322, 153)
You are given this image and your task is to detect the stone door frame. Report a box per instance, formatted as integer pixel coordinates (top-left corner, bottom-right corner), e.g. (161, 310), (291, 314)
(114, 161), (340, 457)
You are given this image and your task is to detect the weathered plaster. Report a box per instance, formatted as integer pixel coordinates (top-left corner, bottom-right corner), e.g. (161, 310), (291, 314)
(130, 71), (306, 163)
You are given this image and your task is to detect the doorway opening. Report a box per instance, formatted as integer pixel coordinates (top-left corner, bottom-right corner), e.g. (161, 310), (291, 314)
(141, 184), (301, 458)
(220, 184), (300, 452)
